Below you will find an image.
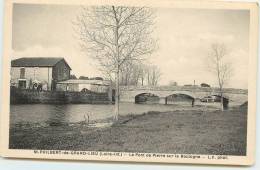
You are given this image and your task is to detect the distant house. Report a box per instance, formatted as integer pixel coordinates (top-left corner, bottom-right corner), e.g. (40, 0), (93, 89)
(56, 79), (111, 93)
(11, 57), (71, 90)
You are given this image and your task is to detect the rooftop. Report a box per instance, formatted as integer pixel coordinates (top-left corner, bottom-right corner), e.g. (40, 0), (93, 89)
(11, 57), (71, 69)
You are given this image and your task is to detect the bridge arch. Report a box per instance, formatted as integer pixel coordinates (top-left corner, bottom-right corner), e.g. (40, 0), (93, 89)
(134, 92), (160, 104)
(164, 92), (195, 99)
(164, 93), (195, 106)
(119, 87), (246, 106)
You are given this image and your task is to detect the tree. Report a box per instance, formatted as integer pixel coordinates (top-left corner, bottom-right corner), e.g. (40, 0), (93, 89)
(119, 61), (145, 86)
(139, 65), (147, 86)
(119, 60), (134, 86)
(130, 62), (142, 86)
(208, 43), (232, 110)
(75, 6), (156, 120)
(147, 65), (161, 86)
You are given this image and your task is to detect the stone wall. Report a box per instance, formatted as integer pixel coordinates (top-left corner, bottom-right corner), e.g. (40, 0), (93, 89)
(10, 87), (112, 104)
(120, 85), (248, 94)
(119, 86), (248, 105)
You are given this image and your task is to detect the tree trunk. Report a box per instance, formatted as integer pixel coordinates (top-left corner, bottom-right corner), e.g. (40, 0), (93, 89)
(114, 70), (119, 121)
(113, 6), (120, 121)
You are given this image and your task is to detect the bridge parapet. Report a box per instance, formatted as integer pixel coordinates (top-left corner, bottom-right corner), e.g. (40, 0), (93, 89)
(119, 86), (248, 105)
(120, 86), (248, 94)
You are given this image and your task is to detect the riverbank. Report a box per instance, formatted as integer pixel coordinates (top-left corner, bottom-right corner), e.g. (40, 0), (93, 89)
(10, 87), (113, 104)
(9, 106), (247, 155)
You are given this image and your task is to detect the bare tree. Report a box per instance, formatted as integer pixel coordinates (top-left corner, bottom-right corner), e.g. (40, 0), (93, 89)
(119, 60), (134, 86)
(140, 67), (146, 86)
(208, 43), (232, 110)
(148, 65), (161, 86)
(130, 63), (143, 86)
(75, 6), (156, 120)
(138, 63), (149, 86)
(120, 61), (147, 86)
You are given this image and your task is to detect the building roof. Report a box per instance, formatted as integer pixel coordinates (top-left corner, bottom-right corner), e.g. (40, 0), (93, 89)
(11, 57), (71, 69)
(57, 79), (110, 86)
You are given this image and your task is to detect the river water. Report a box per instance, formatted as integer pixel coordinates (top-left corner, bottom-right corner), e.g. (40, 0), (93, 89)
(10, 102), (205, 125)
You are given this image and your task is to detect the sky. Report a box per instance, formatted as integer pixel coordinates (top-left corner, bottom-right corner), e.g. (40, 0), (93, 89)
(12, 4), (249, 89)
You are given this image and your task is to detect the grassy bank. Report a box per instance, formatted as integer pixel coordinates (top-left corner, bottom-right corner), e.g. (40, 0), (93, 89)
(9, 106), (247, 155)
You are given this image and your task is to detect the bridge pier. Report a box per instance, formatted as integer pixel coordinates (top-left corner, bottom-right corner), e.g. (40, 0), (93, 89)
(192, 98), (195, 107)
(158, 97), (166, 104)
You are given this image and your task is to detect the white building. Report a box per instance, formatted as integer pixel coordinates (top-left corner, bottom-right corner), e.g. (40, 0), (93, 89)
(56, 79), (111, 93)
(11, 57), (71, 90)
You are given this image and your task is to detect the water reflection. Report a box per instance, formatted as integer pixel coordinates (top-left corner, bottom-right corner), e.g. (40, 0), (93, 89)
(10, 101), (221, 125)
(47, 105), (68, 126)
(10, 104), (115, 125)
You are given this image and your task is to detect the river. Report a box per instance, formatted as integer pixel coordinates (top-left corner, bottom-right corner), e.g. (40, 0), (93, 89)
(10, 102), (206, 125)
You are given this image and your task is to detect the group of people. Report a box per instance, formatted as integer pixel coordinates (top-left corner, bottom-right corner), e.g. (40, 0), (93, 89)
(28, 79), (43, 92)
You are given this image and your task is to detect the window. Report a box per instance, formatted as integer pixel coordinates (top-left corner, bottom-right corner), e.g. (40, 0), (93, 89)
(20, 68), (25, 79)
(18, 80), (26, 89)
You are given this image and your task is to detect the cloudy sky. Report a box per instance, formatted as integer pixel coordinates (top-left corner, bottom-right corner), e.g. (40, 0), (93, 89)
(12, 4), (249, 89)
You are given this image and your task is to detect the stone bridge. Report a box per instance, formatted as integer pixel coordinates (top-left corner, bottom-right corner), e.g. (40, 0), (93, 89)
(119, 86), (248, 106)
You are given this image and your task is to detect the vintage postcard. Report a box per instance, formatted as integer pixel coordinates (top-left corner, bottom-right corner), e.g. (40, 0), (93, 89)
(0, 0), (258, 165)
